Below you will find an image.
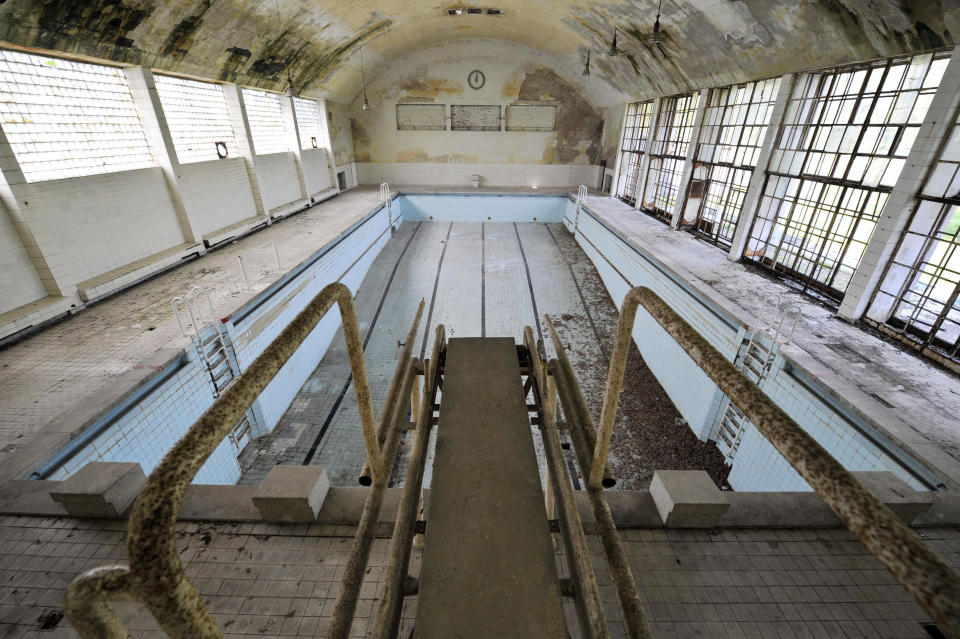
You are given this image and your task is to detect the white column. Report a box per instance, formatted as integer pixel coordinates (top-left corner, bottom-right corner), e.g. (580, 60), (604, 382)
(318, 99), (340, 193)
(838, 46), (960, 321)
(670, 89), (709, 228)
(281, 96), (309, 201)
(635, 97), (663, 210)
(222, 84), (270, 222)
(727, 73), (797, 261)
(609, 104), (628, 197)
(0, 125), (66, 297)
(123, 66), (202, 248)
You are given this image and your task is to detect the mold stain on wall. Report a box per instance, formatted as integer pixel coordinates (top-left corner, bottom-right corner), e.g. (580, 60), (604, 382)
(517, 66), (603, 164)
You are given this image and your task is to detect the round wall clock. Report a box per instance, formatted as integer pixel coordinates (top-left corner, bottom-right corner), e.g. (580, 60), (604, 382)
(468, 69), (485, 90)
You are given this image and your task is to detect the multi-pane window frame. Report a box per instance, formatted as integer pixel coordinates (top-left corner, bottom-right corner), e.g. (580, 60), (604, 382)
(616, 100), (654, 206)
(641, 92), (698, 223)
(867, 106), (960, 365)
(687, 77), (781, 249)
(240, 87), (290, 155)
(0, 47), (157, 182)
(744, 50), (951, 306)
(153, 73), (239, 164)
(293, 97), (327, 151)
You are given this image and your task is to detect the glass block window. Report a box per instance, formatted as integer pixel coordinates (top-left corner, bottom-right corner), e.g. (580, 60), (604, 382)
(451, 105), (501, 131)
(505, 104), (556, 131)
(616, 100), (654, 206)
(396, 104), (446, 131)
(241, 88), (289, 154)
(745, 51), (950, 303)
(642, 93), (697, 221)
(293, 97), (327, 150)
(690, 77), (781, 247)
(0, 49), (155, 182)
(154, 74), (237, 164)
(869, 107), (960, 362)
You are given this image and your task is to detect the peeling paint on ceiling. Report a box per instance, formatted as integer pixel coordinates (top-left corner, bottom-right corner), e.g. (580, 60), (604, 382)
(0, 0), (956, 106)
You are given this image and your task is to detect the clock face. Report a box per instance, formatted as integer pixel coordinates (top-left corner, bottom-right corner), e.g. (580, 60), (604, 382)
(468, 69), (485, 90)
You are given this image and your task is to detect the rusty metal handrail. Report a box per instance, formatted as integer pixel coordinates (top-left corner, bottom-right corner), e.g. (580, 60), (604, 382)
(64, 282), (414, 639)
(558, 285), (960, 635)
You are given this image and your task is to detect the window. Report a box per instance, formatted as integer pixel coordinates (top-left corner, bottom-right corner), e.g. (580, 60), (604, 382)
(505, 104), (556, 131)
(745, 51), (950, 303)
(0, 49), (155, 182)
(689, 77), (781, 247)
(642, 93), (697, 222)
(868, 107), (960, 363)
(154, 74), (237, 164)
(396, 104), (446, 131)
(451, 105), (501, 131)
(241, 88), (289, 154)
(293, 97), (327, 150)
(616, 100), (654, 205)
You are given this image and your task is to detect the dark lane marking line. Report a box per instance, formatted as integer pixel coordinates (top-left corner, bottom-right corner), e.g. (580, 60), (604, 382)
(420, 222), (454, 360)
(544, 223), (607, 365)
(513, 222), (543, 343)
(481, 222), (486, 338)
(302, 222), (423, 465)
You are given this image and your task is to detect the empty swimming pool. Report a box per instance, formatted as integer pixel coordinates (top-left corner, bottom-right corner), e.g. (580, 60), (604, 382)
(31, 192), (940, 493)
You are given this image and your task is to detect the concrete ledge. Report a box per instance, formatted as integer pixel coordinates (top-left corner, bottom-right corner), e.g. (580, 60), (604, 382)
(49, 462), (145, 518)
(77, 242), (203, 303)
(202, 215), (268, 248)
(0, 295), (75, 343)
(252, 466), (330, 522)
(853, 471), (933, 524)
(650, 470), (729, 527)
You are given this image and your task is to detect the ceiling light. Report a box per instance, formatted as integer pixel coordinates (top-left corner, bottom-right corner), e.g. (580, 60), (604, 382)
(447, 8), (462, 15)
(608, 29), (618, 56)
(467, 7), (482, 14)
(360, 46), (370, 111)
(649, 0), (663, 44)
(486, 8), (503, 15)
(582, 50), (591, 77)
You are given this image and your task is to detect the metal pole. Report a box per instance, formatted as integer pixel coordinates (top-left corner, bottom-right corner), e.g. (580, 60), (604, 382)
(359, 300), (425, 485)
(544, 315), (616, 486)
(329, 358), (418, 639)
(372, 326), (446, 639)
(236, 255), (250, 290)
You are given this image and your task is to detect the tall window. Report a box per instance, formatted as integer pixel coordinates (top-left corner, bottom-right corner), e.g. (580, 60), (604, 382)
(616, 100), (654, 206)
(689, 78), (781, 247)
(293, 97), (327, 150)
(868, 107), (960, 363)
(642, 93), (697, 222)
(241, 88), (289, 155)
(0, 49), (155, 182)
(154, 74), (238, 164)
(745, 51), (950, 304)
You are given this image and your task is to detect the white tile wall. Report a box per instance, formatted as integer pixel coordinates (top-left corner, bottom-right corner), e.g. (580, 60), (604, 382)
(47, 355), (240, 485)
(302, 148), (334, 197)
(19, 166), (185, 287)
(178, 157), (259, 237)
(256, 152), (302, 211)
(356, 162), (601, 188)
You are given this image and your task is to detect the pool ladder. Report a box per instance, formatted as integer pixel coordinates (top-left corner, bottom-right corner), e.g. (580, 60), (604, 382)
(714, 294), (801, 461)
(172, 286), (253, 449)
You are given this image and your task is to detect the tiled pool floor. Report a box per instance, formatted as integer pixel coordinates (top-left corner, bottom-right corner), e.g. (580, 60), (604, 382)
(238, 221), (727, 488)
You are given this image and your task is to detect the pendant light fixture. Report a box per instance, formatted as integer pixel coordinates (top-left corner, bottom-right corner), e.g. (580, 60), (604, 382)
(649, 0), (663, 44)
(360, 46), (371, 111)
(582, 49), (591, 77)
(607, 28), (619, 56)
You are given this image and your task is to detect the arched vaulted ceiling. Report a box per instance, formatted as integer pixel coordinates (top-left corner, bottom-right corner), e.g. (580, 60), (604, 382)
(0, 0), (958, 107)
